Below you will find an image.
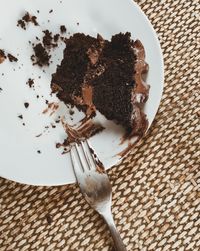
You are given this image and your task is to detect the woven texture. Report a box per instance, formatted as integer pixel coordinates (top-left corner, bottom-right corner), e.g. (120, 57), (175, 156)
(0, 0), (200, 250)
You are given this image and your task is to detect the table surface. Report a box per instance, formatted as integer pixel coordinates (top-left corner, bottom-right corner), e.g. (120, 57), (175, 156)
(0, 0), (199, 250)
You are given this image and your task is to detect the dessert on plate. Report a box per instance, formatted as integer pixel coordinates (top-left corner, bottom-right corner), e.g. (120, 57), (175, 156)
(51, 32), (149, 139)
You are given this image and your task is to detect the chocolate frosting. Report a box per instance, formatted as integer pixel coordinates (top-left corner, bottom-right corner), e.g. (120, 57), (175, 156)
(61, 118), (104, 148)
(129, 40), (149, 136)
(133, 40), (149, 103)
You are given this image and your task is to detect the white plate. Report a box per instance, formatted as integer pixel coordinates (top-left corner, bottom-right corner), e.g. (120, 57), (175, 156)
(0, 0), (164, 185)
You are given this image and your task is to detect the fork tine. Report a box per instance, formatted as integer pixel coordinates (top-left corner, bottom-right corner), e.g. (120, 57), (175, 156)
(85, 140), (97, 170)
(80, 141), (91, 170)
(75, 143), (89, 172)
(81, 141), (96, 170)
(70, 144), (85, 173)
(70, 147), (81, 176)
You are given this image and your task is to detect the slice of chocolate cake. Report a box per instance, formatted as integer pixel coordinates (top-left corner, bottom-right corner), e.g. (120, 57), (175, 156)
(51, 32), (149, 137)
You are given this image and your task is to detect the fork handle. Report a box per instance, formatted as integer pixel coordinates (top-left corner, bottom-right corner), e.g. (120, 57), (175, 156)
(101, 210), (127, 251)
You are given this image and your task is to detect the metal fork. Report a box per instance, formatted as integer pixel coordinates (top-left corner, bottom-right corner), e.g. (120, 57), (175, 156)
(70, 140), (127, 251)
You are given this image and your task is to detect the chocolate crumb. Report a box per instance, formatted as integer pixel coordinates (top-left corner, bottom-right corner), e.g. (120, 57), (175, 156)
(27, 78), (34, 88)
(31, 29), (61, 66)
(49, 9), (53, 13)
(31, 16), (39, 26)
(54, 34), (60, 42)
(23, 12), (38, 26)
(56, 143), (61, 148)
(55, 120), (60, 124)
(17, 12), (39, 29)
(24, 102), (29, 108)
(46, 214), (52, 224)
(69, 110), (74, 115)
(45, 100), (49, 104)
(77, 22), (79, 26)
(17, 19), (26, 30)
(51, 124), (56, 128)
(43, 30), (58, 48)
(0, 49), (6, 64)
(60, 36), (66, 42)
(37, 150), (41, 154)
(36, 95), (39, 99)
(37, 10), (40, 13)
(32, 43), (51, 66)
(22, 123), (25, 126)
(18, 115), (23, 119)
(60, 25), (66, 33)
(7, 53), (18, 62)
(43, 30), (53, 47)
(0, 87), (2, 92)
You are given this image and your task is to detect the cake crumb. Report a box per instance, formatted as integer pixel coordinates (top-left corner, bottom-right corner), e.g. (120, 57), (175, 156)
(31, 43), (51, 66)
(0, 49), (6, 64)
(27, 78), (34, 88)
(56, 143), (61, 148)
(37, 150), (41, 154)
(24, 102), (29, 109)
(17, 12), (39, 29)
(7, 53), (18, 62)
(43, 30), (53, 47)
(60, 25), (67, 33)
(54, 34), (60, 42)
(17, 19), (26, 30)
(18, 114), (23, 119)
(49, 9), (53, 13)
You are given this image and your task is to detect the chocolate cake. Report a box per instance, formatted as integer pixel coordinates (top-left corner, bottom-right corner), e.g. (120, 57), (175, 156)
(51, 32), (149, 137)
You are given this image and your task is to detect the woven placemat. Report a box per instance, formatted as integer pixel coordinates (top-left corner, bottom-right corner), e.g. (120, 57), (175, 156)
(0, 0), (200, 250)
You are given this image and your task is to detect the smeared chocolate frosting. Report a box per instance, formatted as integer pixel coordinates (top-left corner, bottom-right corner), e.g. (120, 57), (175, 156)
(60, 118), (104, 149)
